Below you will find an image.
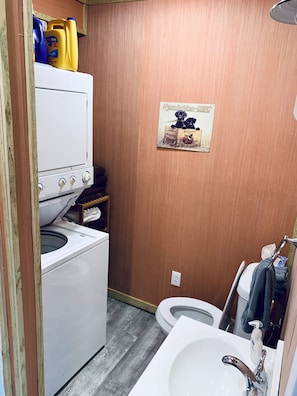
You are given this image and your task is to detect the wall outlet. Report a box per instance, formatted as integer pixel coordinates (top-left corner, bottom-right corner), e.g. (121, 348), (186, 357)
(171, 271), (181, 287)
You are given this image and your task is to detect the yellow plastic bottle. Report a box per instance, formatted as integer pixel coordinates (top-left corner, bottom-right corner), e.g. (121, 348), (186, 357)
(44, 17), (78, 71)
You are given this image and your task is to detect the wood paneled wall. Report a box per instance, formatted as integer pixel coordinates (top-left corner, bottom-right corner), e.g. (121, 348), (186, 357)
(79, 2), (297, 389)
(4, 0), (42, 394)
(79, 1), (145, 294)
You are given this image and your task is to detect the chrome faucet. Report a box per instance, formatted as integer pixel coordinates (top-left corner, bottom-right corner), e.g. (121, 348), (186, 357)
(222, 349), (267, 396)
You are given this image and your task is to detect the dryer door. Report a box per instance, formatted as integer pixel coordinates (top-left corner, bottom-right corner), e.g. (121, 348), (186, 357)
(36, 88), (88, 173)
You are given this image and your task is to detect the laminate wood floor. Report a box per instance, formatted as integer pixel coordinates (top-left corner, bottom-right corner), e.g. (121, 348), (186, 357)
(56, 297), (166, 396)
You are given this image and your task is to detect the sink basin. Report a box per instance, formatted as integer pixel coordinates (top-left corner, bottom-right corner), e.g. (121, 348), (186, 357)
(169, 337), (245, 396)
(128, 316), (284, 396)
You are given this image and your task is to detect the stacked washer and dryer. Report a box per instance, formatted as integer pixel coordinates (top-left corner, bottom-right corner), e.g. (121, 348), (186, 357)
(35, 63), (109, 396)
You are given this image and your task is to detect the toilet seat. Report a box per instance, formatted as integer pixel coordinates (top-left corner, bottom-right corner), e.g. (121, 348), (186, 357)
(156, 297), (222, 334)
(156, 261), (246, 335)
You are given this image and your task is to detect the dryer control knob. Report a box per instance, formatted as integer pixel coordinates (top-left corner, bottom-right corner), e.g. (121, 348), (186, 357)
(82, 171), (91, 183)
(58, 178), (66, 187)
(70, 176), (76, 185)
(38, 183), (43, 192)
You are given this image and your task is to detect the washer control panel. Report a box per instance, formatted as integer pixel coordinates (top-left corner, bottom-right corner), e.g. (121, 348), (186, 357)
(38, 167), (94, 201)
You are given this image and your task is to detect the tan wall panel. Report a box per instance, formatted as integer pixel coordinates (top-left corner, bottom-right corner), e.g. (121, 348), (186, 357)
(131, 0), (297, 307)
(79, 1), (145, 291)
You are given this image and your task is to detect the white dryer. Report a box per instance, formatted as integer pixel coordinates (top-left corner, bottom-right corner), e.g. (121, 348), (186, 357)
(40, 195), (109, 396)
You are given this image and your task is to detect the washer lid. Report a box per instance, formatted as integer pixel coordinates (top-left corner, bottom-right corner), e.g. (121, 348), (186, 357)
(237, 262), (259, 301)
(39, 189), (83, 227)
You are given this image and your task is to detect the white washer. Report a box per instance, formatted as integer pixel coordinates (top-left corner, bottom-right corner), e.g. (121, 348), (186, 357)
(41, 200), (109, 396)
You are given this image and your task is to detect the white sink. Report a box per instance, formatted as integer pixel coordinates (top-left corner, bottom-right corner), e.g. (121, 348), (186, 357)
(129, 316), (284, 396)
(169, 336), (245, 395)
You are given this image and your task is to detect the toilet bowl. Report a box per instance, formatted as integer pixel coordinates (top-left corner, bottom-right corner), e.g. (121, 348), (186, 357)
(156, 261), (246, 335)
(156, 297), (222, 334)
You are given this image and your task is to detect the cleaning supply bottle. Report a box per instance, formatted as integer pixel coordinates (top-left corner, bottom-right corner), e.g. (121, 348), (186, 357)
(33, 15), (47, 63)
(44, 17), (78, 71)
(248, 320), (263, 365)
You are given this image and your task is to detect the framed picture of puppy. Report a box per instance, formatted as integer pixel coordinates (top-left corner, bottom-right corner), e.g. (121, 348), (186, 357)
(157, 102), (215, 152)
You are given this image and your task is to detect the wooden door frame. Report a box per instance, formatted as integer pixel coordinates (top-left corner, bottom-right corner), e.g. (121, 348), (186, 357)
(0, 0), (43, 395)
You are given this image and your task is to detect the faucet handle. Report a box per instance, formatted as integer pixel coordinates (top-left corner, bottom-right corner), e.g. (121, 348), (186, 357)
(222, 352), (267, 396)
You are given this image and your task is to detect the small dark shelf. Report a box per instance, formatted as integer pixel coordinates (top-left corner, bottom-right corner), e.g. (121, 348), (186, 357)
(65, 195), (110, 232)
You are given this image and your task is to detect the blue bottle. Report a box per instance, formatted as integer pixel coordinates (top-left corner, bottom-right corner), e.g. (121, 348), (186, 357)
(33, 15), (47, 63)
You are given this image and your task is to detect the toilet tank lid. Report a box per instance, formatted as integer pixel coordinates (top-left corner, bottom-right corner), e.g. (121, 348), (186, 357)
(237, 262), (259, 300)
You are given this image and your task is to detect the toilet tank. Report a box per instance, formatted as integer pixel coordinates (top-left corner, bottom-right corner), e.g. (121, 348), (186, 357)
(233, 262), (258, 339)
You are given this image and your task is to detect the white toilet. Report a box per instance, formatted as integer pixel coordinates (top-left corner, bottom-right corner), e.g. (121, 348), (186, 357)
(156, 261), (246, 335)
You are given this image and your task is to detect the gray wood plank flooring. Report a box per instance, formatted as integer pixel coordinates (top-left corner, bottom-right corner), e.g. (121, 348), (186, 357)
(56, 297), (166, 396)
